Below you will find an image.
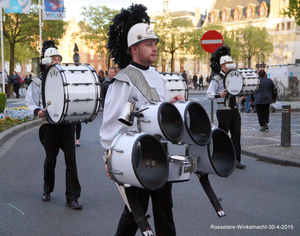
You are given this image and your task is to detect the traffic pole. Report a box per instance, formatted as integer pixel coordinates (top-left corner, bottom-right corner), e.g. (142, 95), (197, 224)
(281, 105), (291, 147)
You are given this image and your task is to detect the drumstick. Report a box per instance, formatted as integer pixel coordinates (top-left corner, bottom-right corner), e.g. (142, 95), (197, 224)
(44, 101), (51, 111)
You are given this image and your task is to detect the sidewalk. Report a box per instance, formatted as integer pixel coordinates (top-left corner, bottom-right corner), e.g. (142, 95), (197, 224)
(2, 91), (300, 167)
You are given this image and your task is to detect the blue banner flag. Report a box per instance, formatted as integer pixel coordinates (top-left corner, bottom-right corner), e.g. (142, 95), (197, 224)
(43, 0), (65, 20)
(5, 0), (31, 14)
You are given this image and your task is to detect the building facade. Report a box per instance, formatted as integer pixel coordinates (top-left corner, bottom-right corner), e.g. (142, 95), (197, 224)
(204, 0), (299, 68)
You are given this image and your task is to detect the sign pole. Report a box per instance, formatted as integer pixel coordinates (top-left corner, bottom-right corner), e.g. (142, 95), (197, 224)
(1, 8), (5, 93)
(39, 0), (42, 55)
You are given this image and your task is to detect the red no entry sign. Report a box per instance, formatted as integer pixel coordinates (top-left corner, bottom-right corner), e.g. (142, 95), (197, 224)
(201, 30), (224, 53)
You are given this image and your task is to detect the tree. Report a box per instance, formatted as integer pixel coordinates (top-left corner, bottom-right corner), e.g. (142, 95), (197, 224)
(80, 5), (119, 70)
(281, 0), (300, 26)
(2, 0), (66, 76)
(236, 25), (274, 68)
(153, 14), (195, 72)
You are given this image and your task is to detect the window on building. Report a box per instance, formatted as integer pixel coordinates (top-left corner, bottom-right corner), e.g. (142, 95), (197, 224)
(259, 5), (266, 17)
(222, 11), (227, 22)
(281, 22), (285, 31)
(90, 50), (94, 60)
(246, 8), (252, 18)
(276, 23), (280, 31)
(287, 22), (290, 30)
(233, 9), (239, 20)
(210, 13), (215, 23)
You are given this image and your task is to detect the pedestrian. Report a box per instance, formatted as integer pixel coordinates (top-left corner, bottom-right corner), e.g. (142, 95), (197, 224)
(25, 74), (33, 89)
(100, 66), (118, 108)
(206, 45), (246, 169)
(253, 69), (275, 131)
(100, 4), (184, 235)
(75, 123), (82, 147)
(206, 74), (211, 84)
(182, 70), (188, 85)
(25, 40), (82, 210)
(12, 71), (21, 98)
(30, 70), (36, 79)
(192, 73), (198, 89)
(244, 95), (251, 113)
(98, 69), (105, 84)
(199, 74), (204, 90)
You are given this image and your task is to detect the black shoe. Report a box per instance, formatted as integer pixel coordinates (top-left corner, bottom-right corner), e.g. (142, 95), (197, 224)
(41, 193), (51, 202)
(259, 127), (266, 132)
(236, 162), (246, 169)
(66, 200), (82, 210)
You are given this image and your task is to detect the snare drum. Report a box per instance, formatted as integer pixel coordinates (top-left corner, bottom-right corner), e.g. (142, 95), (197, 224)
(167, 155), (191, 182)
(139, 101), (184, 143)
(42, 64), (101, 124)
(107, 132), (168, 190)
(224, 68), (260, 96)
(160, 73), (188, 101)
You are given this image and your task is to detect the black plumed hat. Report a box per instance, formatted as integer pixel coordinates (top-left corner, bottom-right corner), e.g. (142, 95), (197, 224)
(210, 45), (231, 73)
(106, 4), (150, 69)
(40, 40), (58, 73)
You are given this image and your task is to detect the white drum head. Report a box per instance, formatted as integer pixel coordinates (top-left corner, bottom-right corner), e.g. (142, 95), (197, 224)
(224, 70), (244, 96)
(44, 65), (65, 123)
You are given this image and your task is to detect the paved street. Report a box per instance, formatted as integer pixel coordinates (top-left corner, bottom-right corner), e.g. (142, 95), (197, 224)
(0, 110), (299, 235)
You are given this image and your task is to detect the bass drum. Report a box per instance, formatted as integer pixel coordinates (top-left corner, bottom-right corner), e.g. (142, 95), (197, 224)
(107, 132), (168, 191)
(42, 64), (101, 124)
(160, 72), (188, 101)
(224, 68), (260, 96)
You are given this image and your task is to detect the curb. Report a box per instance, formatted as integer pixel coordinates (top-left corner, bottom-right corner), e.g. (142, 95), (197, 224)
(241, 150), (300, 168)
(0, 119), (42, 147)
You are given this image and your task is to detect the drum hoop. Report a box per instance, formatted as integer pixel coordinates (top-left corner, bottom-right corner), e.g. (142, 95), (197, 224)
(43, 65), (67, 124)
(131, 134), (168, 190)
(157, 102), (184, 143)
(169, 155), (190, 164)
(183, 101), (212, 146)
(208, 128), (236, 177)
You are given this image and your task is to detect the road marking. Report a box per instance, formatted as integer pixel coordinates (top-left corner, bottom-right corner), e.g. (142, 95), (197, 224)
(0, 203), (25, 215)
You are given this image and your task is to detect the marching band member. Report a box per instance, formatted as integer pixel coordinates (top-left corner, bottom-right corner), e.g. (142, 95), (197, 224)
(25, 40), (82, 209)
(100, 4), (183, 235)
(206, 45), (246, 169)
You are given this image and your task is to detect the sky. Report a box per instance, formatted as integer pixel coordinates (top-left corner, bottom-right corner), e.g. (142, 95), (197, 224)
(63, 0), (214, 21)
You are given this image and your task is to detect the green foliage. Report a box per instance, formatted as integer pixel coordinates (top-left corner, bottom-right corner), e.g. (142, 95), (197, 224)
(79, 5), (120, 67)
(236, 25), (274, 68)
(0, 92), (7, 113)
(281, 0), (300, 26)
(2, 0), (66, 75)
(153, 15), (195, 72)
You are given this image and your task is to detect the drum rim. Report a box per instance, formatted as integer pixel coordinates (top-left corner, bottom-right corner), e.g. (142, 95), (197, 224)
(42, 64), (66, 124)
(157, 102), (184, 143)
(182, 101), (212, 146)
(131, 133), (169, 190)
(207, 128), (236, 177)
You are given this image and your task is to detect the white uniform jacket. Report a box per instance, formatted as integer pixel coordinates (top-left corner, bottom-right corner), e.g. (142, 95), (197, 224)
(25, 77), (44, 116)
(99, 64), (169, 150)
(206, 72), (230, 110)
